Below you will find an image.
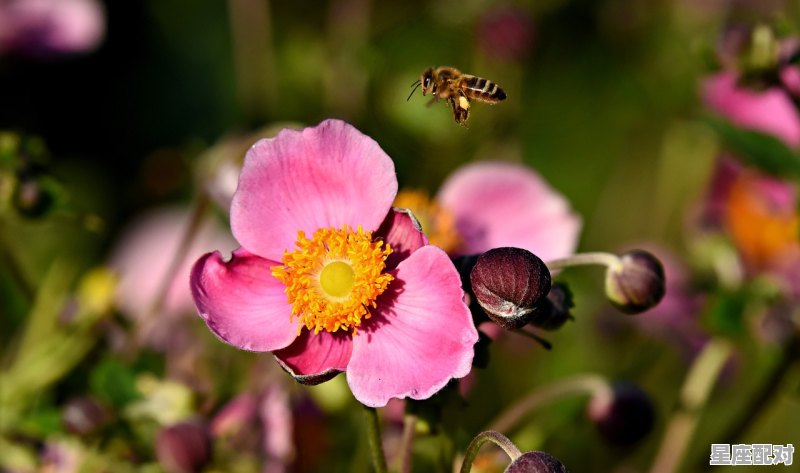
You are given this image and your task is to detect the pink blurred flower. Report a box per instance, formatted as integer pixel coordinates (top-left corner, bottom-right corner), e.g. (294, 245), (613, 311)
(702, 157), (799, 272)
(396, 161), (581, 261)
(110, 206), (236, 323)
(191, 120), (478, 407)
(211, 386), (295, 473)
(0, 0), (104, 57)
(701, 71), (800, 147)
(476, 7), (535, 63)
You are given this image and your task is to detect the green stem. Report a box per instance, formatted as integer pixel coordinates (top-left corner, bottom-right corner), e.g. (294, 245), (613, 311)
(719, 336), (799, 444)
(648, 338), (733, 473)
(545, 252), (621, 272)
(0, 230), (34, 301)
(459, 431), (522, 473)
(362, 404), (388, 473)
(487, 374), (612, 434)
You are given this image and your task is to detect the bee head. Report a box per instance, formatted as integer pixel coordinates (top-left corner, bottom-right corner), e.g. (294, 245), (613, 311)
(420, 67), (435, 95)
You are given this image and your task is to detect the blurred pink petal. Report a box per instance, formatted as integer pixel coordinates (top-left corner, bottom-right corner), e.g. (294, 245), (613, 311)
(0, 0), (104, 56)
(780, 66), (800, 97)
(347, 246), (478, 407)
(375, 208), (428, 270)
(274, 330), (353, 385)
(476, 6), (535, 63)
(231, 119), (398, 262)
(211, 393), (258, 438)
(260, 385), (295, 473)
(436, 161), (581, 260)
(191, 248), (298, 352)
(110, 206), (236, 321)
(702, 71), (800, 147)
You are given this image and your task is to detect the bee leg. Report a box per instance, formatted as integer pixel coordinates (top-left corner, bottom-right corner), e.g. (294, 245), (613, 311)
(449, 96), (469, 126)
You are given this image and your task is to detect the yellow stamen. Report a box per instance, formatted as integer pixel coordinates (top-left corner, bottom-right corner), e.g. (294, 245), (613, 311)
(394, 189), (462, 254)
(271, 225), (394, 334)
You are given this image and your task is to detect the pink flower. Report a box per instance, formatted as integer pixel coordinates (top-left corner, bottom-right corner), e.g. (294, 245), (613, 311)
(0, 0), (104, 56)
(701, 71), (800, 147)
(396, 161), (581, 261)
(476, 7), (535, 63)
(110, 206), (236, 322)
(191, 120), (478, 408)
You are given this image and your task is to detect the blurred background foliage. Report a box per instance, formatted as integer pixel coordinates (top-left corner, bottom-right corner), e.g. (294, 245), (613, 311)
(1, 0), (800, 472)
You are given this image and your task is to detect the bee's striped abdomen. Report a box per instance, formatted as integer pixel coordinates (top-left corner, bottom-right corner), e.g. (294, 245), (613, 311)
(462, 76), (507, 103)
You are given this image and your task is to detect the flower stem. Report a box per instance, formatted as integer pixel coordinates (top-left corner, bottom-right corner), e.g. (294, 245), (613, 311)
(718, 335), (799, 445)
(487, 374), (612, 434)
(510, 328), (552, 350)
(459, 431), (522, 473)
(648, 338), (733, 473)
(362, 404), (388, 473)
(0, 230), (34, 301)
(395, 413), (417, 473)
(545, 252), (621, 272)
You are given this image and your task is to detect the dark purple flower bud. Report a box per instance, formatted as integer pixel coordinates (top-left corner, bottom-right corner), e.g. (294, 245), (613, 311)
(62, 396), (110, 436)
(605, 250), (665, 314)
(470, 247), (552, 329)
(155, 420), (212, 473)
(587, 382), (655, 446)
(505, 451), (569, 473)
(527, 283), (574, 331)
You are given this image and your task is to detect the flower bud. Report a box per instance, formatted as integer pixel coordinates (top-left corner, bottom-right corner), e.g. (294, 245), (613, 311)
(505, 451), (569, 473)
(587, 382), (655, 446)
(62, 396), (110, 436)
(605, 250), (665, 314)
(155, 420), (212, 473)
(527, 283), (574, 331)
(470, 247), (552, 329)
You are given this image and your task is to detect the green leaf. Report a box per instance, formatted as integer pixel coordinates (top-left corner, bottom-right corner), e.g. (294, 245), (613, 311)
(705, 290), (747, 336)
(704, 116), (800, 179)
(90, 359), (140, 408)
(18, 405), (61, 436)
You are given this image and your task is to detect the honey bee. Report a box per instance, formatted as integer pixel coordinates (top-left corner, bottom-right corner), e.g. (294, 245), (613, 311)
(408, 66), (507, 126)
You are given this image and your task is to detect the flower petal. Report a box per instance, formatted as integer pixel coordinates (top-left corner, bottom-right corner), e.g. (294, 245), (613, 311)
(437, 161), (581, 260)
(274, 330), (353, 385)
(347, 246), (478, 407)
(375, 208), (429, 270)
(191, 248), (298, 352)
(702, 72), (800, 148)
(231, 119), (399, 261)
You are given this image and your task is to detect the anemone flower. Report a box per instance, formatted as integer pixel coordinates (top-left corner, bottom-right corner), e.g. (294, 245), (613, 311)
(394, 161), (581, 260)
(701, 71), (800, 148)
(0, 0), (104, 57)
(191, 120), (478, 408)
